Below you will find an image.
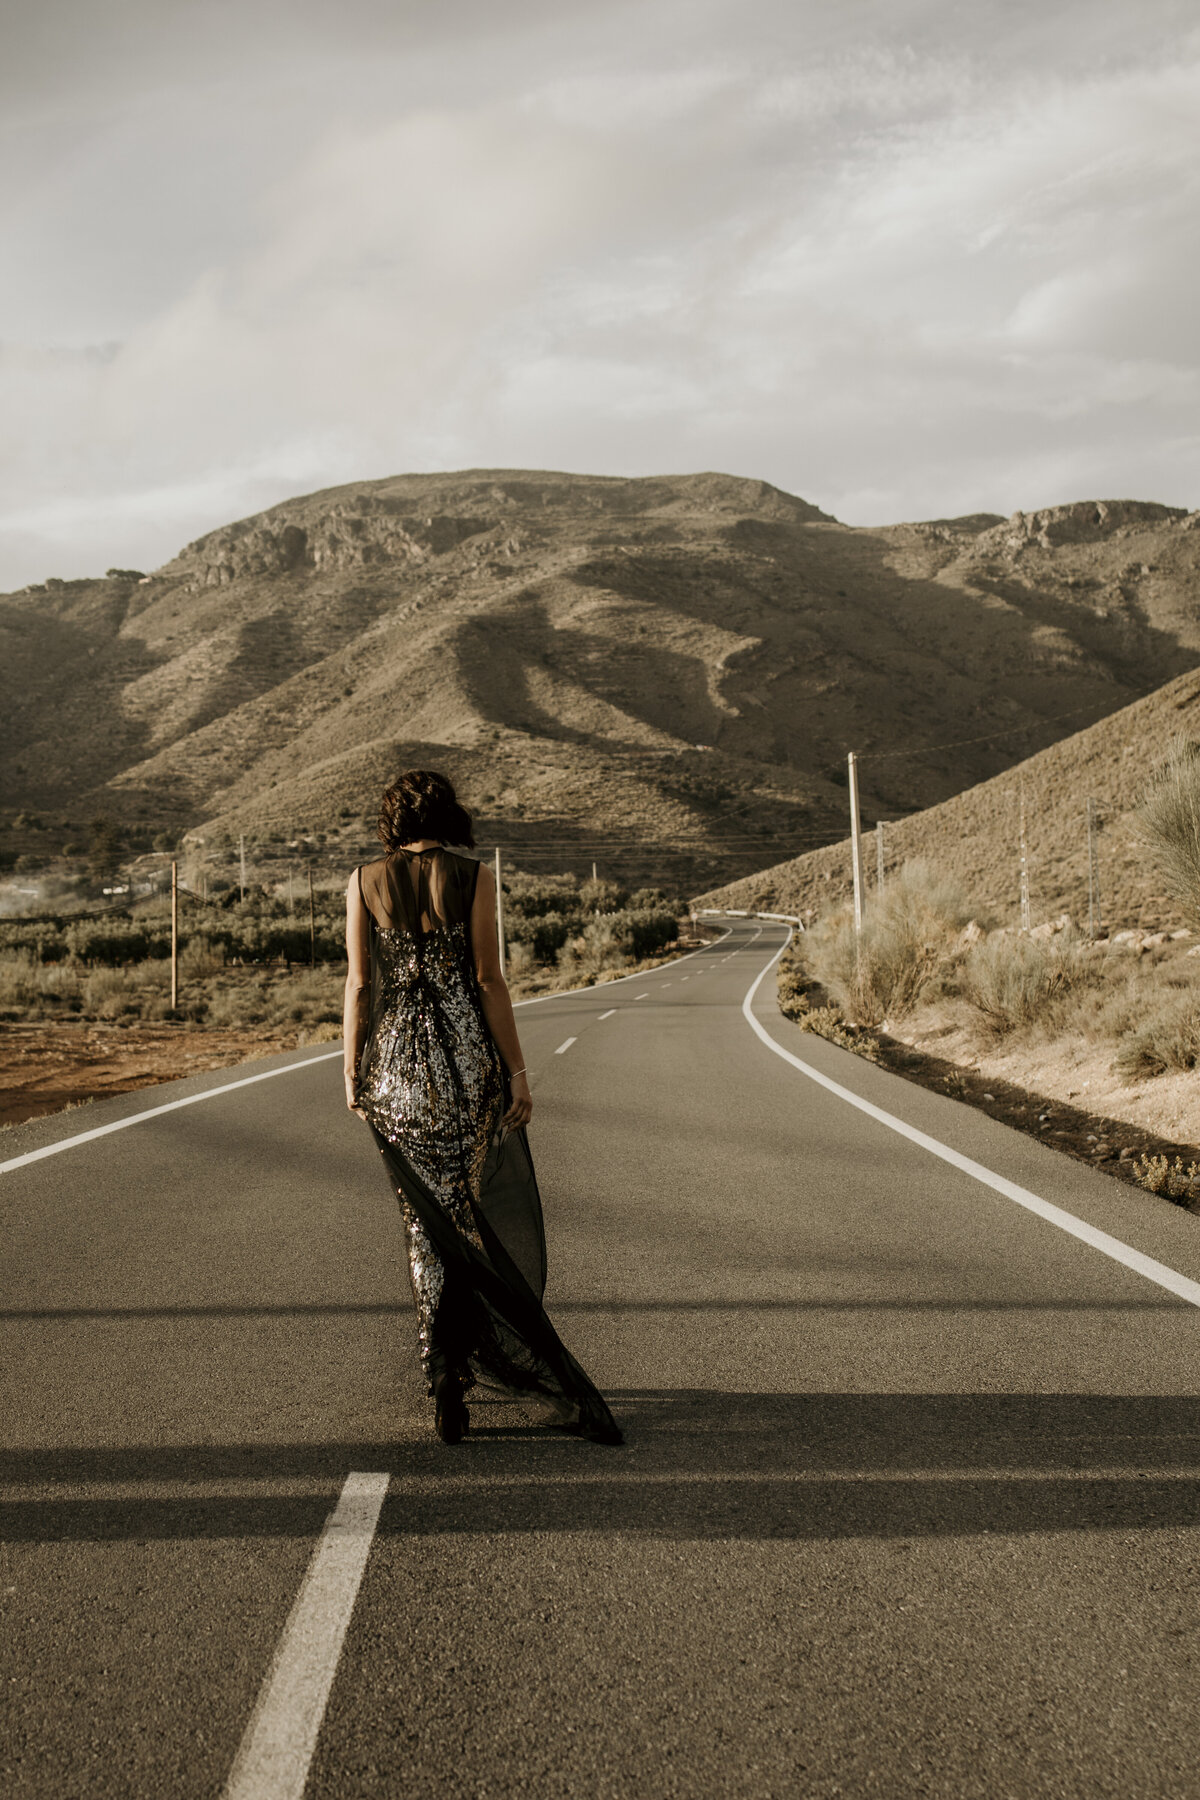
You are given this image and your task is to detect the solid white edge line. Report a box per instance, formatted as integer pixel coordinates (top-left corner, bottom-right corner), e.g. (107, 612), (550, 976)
(222, 1471), (389, 1800)
(741, 934), (1200, 1312)
(555, 1038), (577, 1054)
(511, 927), (733, 1008)
(0, 1051), (344, 1176)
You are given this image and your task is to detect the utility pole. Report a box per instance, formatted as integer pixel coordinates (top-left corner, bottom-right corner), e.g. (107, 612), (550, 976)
(307, 867), (316, 966)
(170, 860), (179, 1010)
(592, 861), (598, 882)
(1087, 798), (1102, 937)
(239, 832), (247, 902)
(847, 751), (864, 934)
(494, 847), (507, 975)
(1018, 784), (1031, 932)
(876, 820), (885, 895)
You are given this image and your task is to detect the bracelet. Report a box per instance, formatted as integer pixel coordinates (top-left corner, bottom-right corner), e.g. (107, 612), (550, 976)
(509, 1066), (527, 1077)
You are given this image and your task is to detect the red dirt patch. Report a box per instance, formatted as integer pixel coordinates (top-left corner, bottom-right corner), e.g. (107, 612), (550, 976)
(0, 1023), (314, 1130)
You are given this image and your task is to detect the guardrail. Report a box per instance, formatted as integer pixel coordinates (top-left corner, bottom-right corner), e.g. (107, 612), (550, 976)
(693, 907), (804, 930)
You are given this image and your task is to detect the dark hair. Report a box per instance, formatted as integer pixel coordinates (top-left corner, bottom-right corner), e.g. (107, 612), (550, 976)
(378, 769), (475, 850)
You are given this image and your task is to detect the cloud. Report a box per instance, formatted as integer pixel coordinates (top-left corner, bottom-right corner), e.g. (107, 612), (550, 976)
(1, 0), (1198, 586)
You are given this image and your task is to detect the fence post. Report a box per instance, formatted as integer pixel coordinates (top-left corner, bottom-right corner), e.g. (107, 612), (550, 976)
(847, 752), (864, 934)
(494, 847), (507, 975)
(171, 860), (178, 1009)
(876, 820), (885, 895)
(307, 867), (316, 966)
(239, 832), (247, 902)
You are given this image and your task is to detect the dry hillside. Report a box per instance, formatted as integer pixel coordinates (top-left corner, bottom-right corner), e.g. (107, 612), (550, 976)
(695, 666), (1200, 933)
(3, 471), (1200, 890)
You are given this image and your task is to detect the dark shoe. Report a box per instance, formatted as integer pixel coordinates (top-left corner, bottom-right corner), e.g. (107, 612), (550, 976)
(434, 1373), (469, 1445)
(583, 1420), (624, 1445)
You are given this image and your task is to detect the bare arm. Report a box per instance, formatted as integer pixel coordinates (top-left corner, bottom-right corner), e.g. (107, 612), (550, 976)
(470, 862), (532, 1130)
(343, 872), (370, 1119)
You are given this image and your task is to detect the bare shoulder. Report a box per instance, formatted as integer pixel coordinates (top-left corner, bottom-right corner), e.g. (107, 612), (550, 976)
(472, 856), (495, 898)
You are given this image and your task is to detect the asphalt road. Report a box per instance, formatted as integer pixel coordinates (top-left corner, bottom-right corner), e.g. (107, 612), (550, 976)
(5, 919), (1200, 1799)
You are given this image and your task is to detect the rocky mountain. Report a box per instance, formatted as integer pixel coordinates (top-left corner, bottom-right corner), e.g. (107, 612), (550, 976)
(3, 470), (1200, 890)
(694, 664), (1200, 934)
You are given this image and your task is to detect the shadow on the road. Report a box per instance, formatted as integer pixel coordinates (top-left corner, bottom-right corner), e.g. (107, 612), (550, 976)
(0, 1296), (1184, 1321)
(6, 1390), (1200, 1544)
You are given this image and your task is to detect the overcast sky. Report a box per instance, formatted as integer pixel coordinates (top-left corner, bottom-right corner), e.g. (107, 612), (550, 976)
(1, 0), (1197, 588)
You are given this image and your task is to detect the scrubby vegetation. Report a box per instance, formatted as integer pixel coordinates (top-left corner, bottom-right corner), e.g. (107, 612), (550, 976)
(0, 865), (687, 1030)
(797, 861), (978, 1025)
(502, 873), (682, 979)
(1135, 736), (1200, 929)
(783, 852), (1200, 1095)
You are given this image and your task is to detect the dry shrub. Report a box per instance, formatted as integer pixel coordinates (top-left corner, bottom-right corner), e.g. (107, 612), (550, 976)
(959, 931), (1089, 1038)
(1112, 992), (1200, 1082)
(89, 962), (175, 1020)
(803, 861), (975, 1024)
(0, 950), (82, 1013)
(1135, 737), (1200, 928)
(1131, 1153), (1200, 1204)
(504, 942), (535, 979)
(557, 919), (631, 980)
(796, 1005), (880, 1061)
(180, 935), (226, 979)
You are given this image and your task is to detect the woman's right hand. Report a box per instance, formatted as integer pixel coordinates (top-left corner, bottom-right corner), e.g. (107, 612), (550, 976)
(345, 1069), (368, 1121)
(502, 1071), (532, 1132)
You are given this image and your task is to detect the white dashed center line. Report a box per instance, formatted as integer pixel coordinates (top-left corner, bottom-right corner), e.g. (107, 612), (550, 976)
(635, 993), (649, 1000)
(598, 1009), (616, 1020)
(555, 1038), (576, 1054)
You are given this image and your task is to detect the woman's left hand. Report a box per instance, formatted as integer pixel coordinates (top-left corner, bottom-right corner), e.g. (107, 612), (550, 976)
(345, 1070), (368, 1121)
(501, 1070), (532, 1132)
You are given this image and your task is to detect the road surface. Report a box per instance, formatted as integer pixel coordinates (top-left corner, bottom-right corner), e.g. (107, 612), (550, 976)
(4, 919), (1200, 1798)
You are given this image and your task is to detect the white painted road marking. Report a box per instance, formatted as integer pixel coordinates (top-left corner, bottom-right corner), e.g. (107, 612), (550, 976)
(741, 945), (1200, 1312)
(0, 1051), (344, 1176)
(555, 1038), (577, 1054)
(0, 927), (740, 1177)
(223, 1471), (389, 1800)
(598, 1009), (617, 1020)
(636, 993), (649, 1000)
(511, 927), (732, 1010)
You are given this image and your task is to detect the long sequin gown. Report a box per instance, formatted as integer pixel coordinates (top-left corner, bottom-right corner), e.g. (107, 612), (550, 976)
(355, 846), (621, 1438)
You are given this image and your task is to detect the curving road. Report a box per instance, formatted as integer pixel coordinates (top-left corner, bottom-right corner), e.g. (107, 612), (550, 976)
(5, 920), (1200, 1798)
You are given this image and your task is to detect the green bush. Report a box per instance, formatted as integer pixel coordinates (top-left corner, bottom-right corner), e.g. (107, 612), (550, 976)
(623, 908), (678, 959)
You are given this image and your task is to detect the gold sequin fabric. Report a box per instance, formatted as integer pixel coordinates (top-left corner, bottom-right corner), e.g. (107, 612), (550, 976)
(358, 918), (504, 1378)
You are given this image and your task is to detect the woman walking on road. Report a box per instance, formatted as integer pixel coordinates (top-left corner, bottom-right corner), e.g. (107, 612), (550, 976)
(343, 769), (622, 1446)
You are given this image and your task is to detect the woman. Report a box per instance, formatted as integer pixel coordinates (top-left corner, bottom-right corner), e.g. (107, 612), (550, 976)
(343, 768), (622, 1446)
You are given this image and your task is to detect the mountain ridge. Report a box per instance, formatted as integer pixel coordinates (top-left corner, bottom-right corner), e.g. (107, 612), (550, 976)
(3, 468), (1198, 889)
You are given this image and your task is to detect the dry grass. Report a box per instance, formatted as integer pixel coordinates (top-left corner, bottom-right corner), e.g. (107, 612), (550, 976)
(958, 931), (1094, 1038)
(783, 852), (1200, 1118)
(799, 861), (977, 1025)
(1135, 736), (1200, 930)
(0, 949), (345, 1032)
